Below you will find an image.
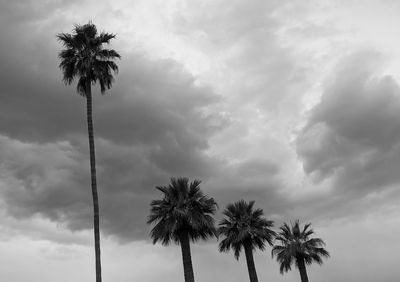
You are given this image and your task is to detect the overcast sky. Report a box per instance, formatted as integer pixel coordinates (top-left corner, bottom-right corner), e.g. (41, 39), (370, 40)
(1, 0), (400, 281)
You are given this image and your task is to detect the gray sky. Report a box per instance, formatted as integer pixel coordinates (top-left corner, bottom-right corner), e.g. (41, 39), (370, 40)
(1, 0), (400, 281)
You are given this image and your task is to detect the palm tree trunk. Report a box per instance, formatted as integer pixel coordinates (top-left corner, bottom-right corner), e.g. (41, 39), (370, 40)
(244, 241), (258, 282)
(297, 257), (309, 282)
(179, 231), (195, 282)
(86, 79), (102, 282)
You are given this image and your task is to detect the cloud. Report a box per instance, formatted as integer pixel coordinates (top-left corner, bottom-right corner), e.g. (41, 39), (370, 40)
(172, 0), (303, 109)
(0, 2), (291, 243)
(5, 0), (398, 250)
(0, 134), (218, 242)
(296, 50), (400, 216)
(2, 2), (400, 282)
(0, 46), (227, 241)
(0, 133), (290, 242)
(0, 3), (230, 242)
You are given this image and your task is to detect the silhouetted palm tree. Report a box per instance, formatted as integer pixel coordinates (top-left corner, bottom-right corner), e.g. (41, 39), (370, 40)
(218, 200), (275, 282)
(147, 177), (218, 282)
(271, 220), (330, 282)
(57, 22), (120, 282)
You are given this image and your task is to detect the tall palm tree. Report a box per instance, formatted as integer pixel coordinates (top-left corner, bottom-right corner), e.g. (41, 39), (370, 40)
(271, 220), (330, 282)
(218, 200), (275, 282)
(57, 22), (120, 282)
(147, 177), (218, 282)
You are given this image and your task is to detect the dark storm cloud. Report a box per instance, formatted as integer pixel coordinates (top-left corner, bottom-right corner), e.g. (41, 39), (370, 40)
(0, 130), (222, 242)
(0, 22), (221, 146)
(0, 1), (84, 142)
(296, 50), (400, 210)
(0, 2), (291, 242)
(0, 0), (318, 244)
(0, 136), (90, 222)
(0, 134), (159, 240)
(0, 0), (224, 173)
(0, 2), (228, 241)
(0, 134), (289, 242)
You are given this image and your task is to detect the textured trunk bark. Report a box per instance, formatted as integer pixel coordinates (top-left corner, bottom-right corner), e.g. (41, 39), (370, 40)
(244, 241), (258, 282)
(179, 232), (195, 282)
(297, 257), (309, 282)
(86, 80), (102, 282)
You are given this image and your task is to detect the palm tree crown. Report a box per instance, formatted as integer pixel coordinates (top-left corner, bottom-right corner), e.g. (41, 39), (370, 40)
(272, 220), (330, 274)
(218, 200), (275, 259)
(147, 177), (218, 245)
(57, 22), (120, 95)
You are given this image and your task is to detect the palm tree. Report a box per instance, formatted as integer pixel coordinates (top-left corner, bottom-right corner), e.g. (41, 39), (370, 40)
(218, 200), (275, 282)
(57, 22), (120, 282)
(147, 177), (218, 282)
(271, 220), (330, 282)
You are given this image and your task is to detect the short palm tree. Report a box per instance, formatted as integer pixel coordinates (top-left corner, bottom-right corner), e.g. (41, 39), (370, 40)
(218, 200), (275, 282)
(147, 177), (218, 282)
(57, 22), (120, 282)
(271, 220), (330, 282)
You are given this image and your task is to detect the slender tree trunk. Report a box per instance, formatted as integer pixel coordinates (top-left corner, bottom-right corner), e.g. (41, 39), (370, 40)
(179, 231), (195, 282)
(86, 80), (102, 282)
(297, 257), (309, 282)
(244, 241), (258, 282)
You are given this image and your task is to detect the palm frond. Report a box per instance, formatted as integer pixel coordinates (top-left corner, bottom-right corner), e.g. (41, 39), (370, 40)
(97, 49), (121, 60)
(97, 32), (116, 44)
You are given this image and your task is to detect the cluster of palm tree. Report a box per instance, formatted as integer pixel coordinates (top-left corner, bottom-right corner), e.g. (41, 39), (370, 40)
(57, 22), (328, 282)
(148, 177), (330, 282)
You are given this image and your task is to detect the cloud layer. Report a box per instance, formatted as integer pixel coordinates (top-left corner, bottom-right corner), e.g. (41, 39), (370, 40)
(0, 1), (290, 242)
(296, 51), (400, 219)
